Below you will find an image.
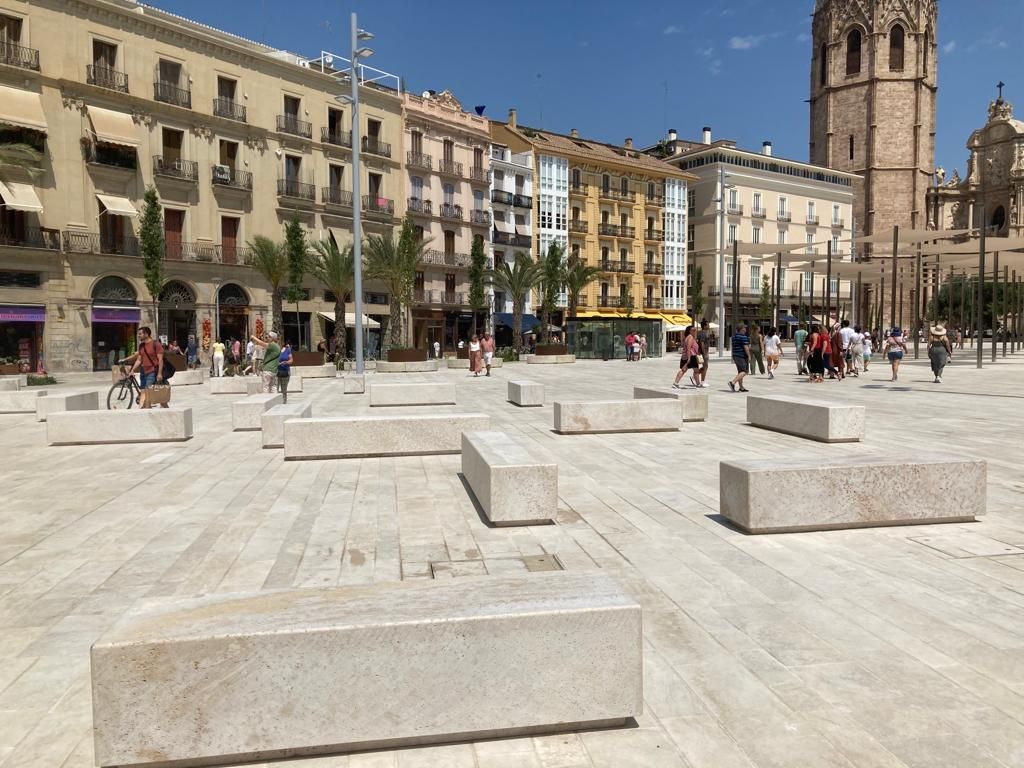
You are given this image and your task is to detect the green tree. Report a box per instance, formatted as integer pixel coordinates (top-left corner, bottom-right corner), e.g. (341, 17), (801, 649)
(138, 187), (164, 331)
(247, 236), (287, 337)
(538, 241), (565, 342)
(758, 274), (773, 321)
(365, 213), (428, 351)
(563, 259), (601, 326)
(309, 237), (355, 362)
(283, 217), (308, 348)
(468, 235), (487, 337)
(620, 279), (635, 318)
(690, 265), (705, 321)
(488, 252), (542, 352)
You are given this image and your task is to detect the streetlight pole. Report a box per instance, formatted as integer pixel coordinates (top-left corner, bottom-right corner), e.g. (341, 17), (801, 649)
(716, 165), (733, 356)
(350, 13), (365, 375)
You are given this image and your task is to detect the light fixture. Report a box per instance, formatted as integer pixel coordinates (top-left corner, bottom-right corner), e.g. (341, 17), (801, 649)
(335, 94), (353, 105)
(357, 29), (374, 41)
(355, 47), (374, 59)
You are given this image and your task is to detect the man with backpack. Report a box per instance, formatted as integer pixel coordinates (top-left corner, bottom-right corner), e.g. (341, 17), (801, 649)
(124, 326), (171, 408)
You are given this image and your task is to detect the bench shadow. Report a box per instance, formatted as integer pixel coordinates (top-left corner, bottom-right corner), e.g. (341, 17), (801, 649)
(457, 473), (556, 529)
(705, 513), (751, 534)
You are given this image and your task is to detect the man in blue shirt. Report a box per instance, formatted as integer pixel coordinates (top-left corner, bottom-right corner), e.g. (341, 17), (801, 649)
(729, 324), (750, 392)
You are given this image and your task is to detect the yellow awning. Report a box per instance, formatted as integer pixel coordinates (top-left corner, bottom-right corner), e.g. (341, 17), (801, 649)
(659, 312), (693, 326)
(0, 181), (43, 213)
(96, 193), (137, 217)
(0, 85), (47, 133)
(87, 105), (139, 148)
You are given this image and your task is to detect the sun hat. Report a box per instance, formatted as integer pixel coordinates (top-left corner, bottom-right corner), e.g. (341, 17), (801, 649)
(930, 324), (947, 336)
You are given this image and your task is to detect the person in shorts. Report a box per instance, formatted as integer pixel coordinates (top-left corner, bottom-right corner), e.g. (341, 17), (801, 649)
(480, 332), (496, 377)
(884, 327), (907, 381)
(763, 326), (783, 379)
(672, 326), (700, 388)
(695, 320), (710, 388)
(728, 324), (750, 393)
(251, 330), (281, 392)
(124, 326), (168, 408)
(185, 334), (199, 369)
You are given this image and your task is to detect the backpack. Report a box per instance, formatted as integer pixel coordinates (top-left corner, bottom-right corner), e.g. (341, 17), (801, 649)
(142, 342), (175, 380)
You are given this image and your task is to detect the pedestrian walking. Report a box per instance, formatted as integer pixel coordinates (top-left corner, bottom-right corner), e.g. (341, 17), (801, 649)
(277, 342), (292, 403)
(212, 338), (226, 377)
(839, 320), (856, 376)
(794, 323), (809, 375)
(764, 327), (783, 379)
(862, 332), (873, 371)
(123, 326), (169, 408)
(186, 334), (199, 370)
(480, 332), (496, 377)
(433, 340), (441, 359)
(829, 324), (845, 380)
(624, 331), (635, 361)
(469, 335), (482, 377)
(245, 337), (255, 370)
(884, 327), (907, 381)
(231, 337), (241, 375)
(848, 326), (864, 376)
(695, 320), (710, 387)
(928, 324), (953, 383)
(748, 325), (765, 375)
(672, 326), (700, 389)
(807, 323), (825, 383)
(728, 324), (751, 392)
(251, 331), (281, 393)
(639, 334), (648, 360)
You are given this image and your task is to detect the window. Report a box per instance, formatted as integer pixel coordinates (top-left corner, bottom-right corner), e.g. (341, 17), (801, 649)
(413, 226), (424, 242)
(819, 42), (828, 86)
(777, 230), (787, 245)
(0, 14), (23, 45)
(807, 201), (815, 218)
(515, 174), (525, 192)
(161, 127), (183, 161)
(600, 282), (609, 298)
(752, 226), (762, 244)
(849, 135), (855, 161)
(750, 264), (761, 289)
(221, 217), (240, 263)
(284, 154), (302, 182)
(620, 177), (629, 196)
(158, 59), (182, 87)
(164, 209), (184, 260)
(410, 131), (423, 155)
(833, 204), (842, 225)
(620, 213), (628, 228)
(494, 291), (505, 307)
(831, 235), (841, 253)
(494, 251), (505, 267)
(602, 174), (610, 193)
(473, 147), (483, 168)
(571, 206), (580, 221)
(474, 190), (484, 210)
(728, 188), (738, 208)
(444, 231), (455, 255)
(778, 196), (788, 216)
(571, 168), (581, 187)
(805, 233), (815, 254)
(328, 108), (345, 139)
(687, 190), (696, 216)
(727, 224), (737, 244)
(368, 172), (382, 199)
(443, 139), (454, 163)
(687, 224), (695, 249)
(601, 247), (609, 260)
(923, 31), (930, 74)
(443, 183), (454, 205)
(803, 270), (813, 292)
(493, 169), (504, 185)
(646, 284), (654, 302)
(725, 261), (734, 288)
(217, 76), (236, 102)
(647, 182), (655, 199)
(0, 271), (40, 288)
(778, 268), (786, 288)
(92, 40), (117, 68)
(830, 277), (839, 294)
(330, 164), (345, 191)
(218, 139), (238, 168)
(98, 199), (125, 251)
(846, 29), (862, 75)
(367, 119), (381, 139)
(753, 192), (762, 213)
(283, 95), (300, 118)
(889, 24), (905, 71)
(445, 274), (456, 293)
(415, 271), (424, 291)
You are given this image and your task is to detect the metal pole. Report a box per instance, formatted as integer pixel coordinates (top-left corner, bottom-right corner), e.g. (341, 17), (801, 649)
(350, 12), (365, 375)
(890, 225), (899, 329)
(716, 165), (725, 356)
(914, 243), (922, 358)
(992, 251), (1000, 363)
(797, 272), (803, 327)
(857, 271), (863, 328)
(775, 252), (782, 329)
(1015, 270), (1020, 352)
(825, 239), (833, 329)
(731, 239), (739, 336)
(1003, 264), (1009, 358)
(809, 261), (816, 328)
(977, 209), (985, 369)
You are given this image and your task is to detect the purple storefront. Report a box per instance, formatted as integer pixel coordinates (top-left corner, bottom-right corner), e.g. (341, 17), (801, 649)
(0, 304), (45, 373)
(91, 305), (140, 371)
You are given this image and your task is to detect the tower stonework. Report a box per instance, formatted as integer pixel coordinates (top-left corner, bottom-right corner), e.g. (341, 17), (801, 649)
(810, 0), (937, 243)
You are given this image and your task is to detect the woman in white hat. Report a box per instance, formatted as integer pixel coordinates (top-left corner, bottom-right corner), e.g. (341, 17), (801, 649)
(928, 324), (953, 383)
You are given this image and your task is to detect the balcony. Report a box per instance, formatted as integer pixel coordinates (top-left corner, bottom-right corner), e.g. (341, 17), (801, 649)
(777, 211), (791, 222)
(439, 203), (463, 221)
(643, 261), (664, 275)
(153, 156), (198, 182)
(493, 230), (531, 248)
(599, 187), (632, 201)
(211, 165), (253, 191)
(831, 218), (845, 228)
(0, 226), (60, 250)
(154, 81), (191, 109)
(62, 230), (139, 256)
(491, 190), (513, 205)
(569, 219), (588, 234)
(277, 178), (315, 200)
(165, 240), (219, 262)
(362, 136), (391, 158)
(323, 187), (354, 207)
(513, 193), (532, 209)
(727, 204), (744, 215)
(643, 297), (663, 309)
(407, 151), (432, 170)
(363, 195), (395, 216)
(470, 209), (491, 226)
(421, 249), (472, 268)
(569, 182), (588, 196)
(751, 208), (767, 219)
(217, 244), (252, 265)
(598, 260), (634, 273)
(598, 223), (618, 237)
(85, 143), (137, 171)
(645, 193), (665, 206)
(277, 114), (312, 139)
(413, 289), (467, 306)
(469, 166), (488, 183)
(213, 98), (246, 123)
(406, 197), (432, 215)
(643, 229), (664, 241)
(322, 127), (352, 148)
(0, 41), (40, 71)
(87, 65), (129, 93)
(438, 159), (463, 177)
(597, 296), (621, 308)
(806, 214), (819, 225)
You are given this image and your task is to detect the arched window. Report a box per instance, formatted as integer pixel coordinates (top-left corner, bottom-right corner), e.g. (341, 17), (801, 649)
(218, 284), (249, 306)
(846, 29), (862, 75)
(923, 31), (930, 75)
(819, 43), (828, 86)
(92, 276), (136, 304)
(889, 24), (905, 71)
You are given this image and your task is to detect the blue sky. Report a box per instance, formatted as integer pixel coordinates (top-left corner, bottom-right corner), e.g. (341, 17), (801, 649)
(153, 0), (1020, 175)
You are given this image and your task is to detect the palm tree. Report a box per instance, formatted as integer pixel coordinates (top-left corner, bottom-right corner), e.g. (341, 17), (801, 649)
(489, 252), (542, 352)
(364, 214), (429, 351)
(309, 238), (355, 361)
(247, 235), (287, 336)
(563, 259), (601, 327)
(538, 242), (565, 343)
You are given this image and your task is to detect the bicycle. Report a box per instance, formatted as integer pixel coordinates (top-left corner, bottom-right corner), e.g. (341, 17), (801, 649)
(107, 362), (142, 410)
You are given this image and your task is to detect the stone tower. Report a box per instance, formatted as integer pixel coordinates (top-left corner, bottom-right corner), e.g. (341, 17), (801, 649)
(810, 0), (938, 244)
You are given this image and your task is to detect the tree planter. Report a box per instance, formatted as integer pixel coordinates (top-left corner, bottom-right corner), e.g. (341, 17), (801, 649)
(0, 364), (21, 376)
(387, 348), (428, 363)
(457, 347), (469, 359)
(291, 351), (324, 367)
(535, 344), (568, 356)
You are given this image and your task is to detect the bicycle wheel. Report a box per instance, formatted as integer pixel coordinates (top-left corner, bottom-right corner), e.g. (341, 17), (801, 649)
(107, 380), (134, 410)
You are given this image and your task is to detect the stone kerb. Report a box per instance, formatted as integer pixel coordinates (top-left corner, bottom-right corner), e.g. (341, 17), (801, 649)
(169, 369), (204, 386)
(35, 391), (100, 422)
(461, 431), (558, 525)
(719, 453), (986, 533)
(508, 380), (544, 407)
(0, 379), (20, 391)
(47, 408), (194, 445)
(343, 360), (377, 371)
(447, 357), (503, 369)
(375, 360), (440, 373)
(291, 364), (335, 378)
(553, 399), (680, 434)
(0, 389), (46, 413)
(633, 386), (708, 422)
(369, 382), (456, 407)
(526, 354), (576, 365)
(0, 373), (27, 387)
(90, 571), (642, 768)
(261, 401), (313, 448)
(284, 413), (489, 459)
(746, 395), (864, 442)
(343, 374), (365, 394)
(232, 393), (284, 431)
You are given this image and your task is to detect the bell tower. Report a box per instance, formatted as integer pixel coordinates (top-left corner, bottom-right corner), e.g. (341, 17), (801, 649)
(810, 0), (938, 243)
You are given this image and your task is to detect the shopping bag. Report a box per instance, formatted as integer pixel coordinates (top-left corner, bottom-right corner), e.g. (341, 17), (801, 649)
(140, 384), (171, 408)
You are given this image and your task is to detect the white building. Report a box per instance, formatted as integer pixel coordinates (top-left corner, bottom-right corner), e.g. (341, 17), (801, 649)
(488, 142), (534, 314)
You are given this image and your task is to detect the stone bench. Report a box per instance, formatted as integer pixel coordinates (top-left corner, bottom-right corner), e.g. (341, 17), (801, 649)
(232, 393), (284, 431)
(285, 413), (489, 459)
(719, 453), (986, 534)
(0, 389), (45, 413)
(35, 391), (99, 422)
(447, 357), (503, 369)
(633, 386), (708, 422)
(47, 408), (193, 445)
(376, 360), (439, 373)
(508, 380), (544, 407)
(261, 401), (313, 448)
(343, 374), (365, 394)
(0, 373), (27, 387)
(0, 379), (20, 391)
(746, 395), (864, 443)
(209, 377), (263, 395)
(369, 382), (456, 407)
(462, 431), (557, 526)
(527, 354), (576, 364)
(169, 369), (204, 386)
(90, 571), (641, 768)
(343, 359), (377, 371)
(553, 399), (680, 434)
(292, 363), (335, 378)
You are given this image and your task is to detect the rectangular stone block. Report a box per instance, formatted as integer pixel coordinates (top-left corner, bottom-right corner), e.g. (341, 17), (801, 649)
(343, 374), (365, 394)
(0, 379), (19, 391)
(261, 401), (313, 448)
(369, 382), (456, 407)
(0, 373), (27, 386)
(291, 363), (335, 378)
(447, 358), (503, 369)
(169, 369), (204, 386)
(90, 571), (642, 768)
(633, 386), (708, 422)
(508, 380), (544, 407)
(720, 453), (986, 533)
(375, 360), (439, 373)
(284, 413), (489, 459)
(35, 390), (99, 422)
(231, 393), (284, 431)
(47, 408), (193, 445)
(462, 431), (557, 525)
(746, 395), (864, 442)
(0, 389), (45, 413)
(527, 354), (576, 364)
(553, 399), (680, 434)
(209, 377), (263, 395)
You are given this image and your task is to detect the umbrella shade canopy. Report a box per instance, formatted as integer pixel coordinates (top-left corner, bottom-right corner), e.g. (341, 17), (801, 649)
(918, 237), (1024, 256)
(316, 311), (380, 329)
(847, 228), (975, 245)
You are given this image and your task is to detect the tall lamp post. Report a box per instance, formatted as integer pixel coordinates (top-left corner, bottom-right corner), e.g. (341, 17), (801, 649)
(715, 165), (735, 356)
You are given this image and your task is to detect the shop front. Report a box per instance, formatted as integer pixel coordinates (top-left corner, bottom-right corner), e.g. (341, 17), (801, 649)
(0, 303), (45, 373)
(159, 280), (197, 348)
(216, 283), (249, 343)
(90, 276), (139, 371)
(566, 316), (665, 359)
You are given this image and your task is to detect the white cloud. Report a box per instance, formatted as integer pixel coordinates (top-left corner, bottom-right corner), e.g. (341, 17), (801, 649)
(697, 46), (714, 57)
(729, 35), (765, 50)
(663, 25), (681, 35)
(710, 59), (722, 76)
(797, 32), (811, 42)
(942, 40), (956, 54)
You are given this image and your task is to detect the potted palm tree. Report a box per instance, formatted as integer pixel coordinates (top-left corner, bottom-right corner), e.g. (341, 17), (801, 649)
(365, 213), (429, 361)
(488, 251), (542, 357)
(246, 235), (287, 337)
(309, 237), (355, 365)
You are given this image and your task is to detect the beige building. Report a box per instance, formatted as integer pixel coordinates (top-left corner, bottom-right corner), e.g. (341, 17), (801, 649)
(401, 90), (491, 350)
(0, 0), (403, 372)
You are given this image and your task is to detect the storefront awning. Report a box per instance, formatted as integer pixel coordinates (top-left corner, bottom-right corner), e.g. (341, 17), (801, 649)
(0, 85), (47, 133)
(316, 310), (380, 329)
(92, 306), (140, 324)
(494, 312), (540, 330)
(87, 105), (140, 148)
(327, 227), (351, 248)
(658, 312), (693, 326)
(96, 193), (137, 217)
(515, 224), (530, 237)
(0, 181), (43, 213)
(0, 304), (46, 322)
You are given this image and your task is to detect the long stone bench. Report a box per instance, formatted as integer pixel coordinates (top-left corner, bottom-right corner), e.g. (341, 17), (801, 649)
(169, 369), (204, 386)
(462, 431), (557, 526)
(261, 401), (313, 448)
(291, 363), (335, 378)
(232, 393), (284, 431)
(47, 408), (193, 445)
(285, 413), (489, 459)
(0, 379), (20, 391)
(746, 395), (864, 443)
(527, 354), (576, 364)
(369, 382), (456, 407)
(376, 360), (439, 373)
(209, 377), (263, 395)
(0, 389), (46, 413)
(553, 399), (680, 434)
(633, 386), (708, 422)
(35, 391), (100, 422)
(343, 359), (377, 371)
(0, 373), (27, 387)
(343, 374), (365, 394)
(508, 380), (544, 407)
(447, 357), (503, 369)
(719, 453), (986, 533)
(90, 571), (641, 768)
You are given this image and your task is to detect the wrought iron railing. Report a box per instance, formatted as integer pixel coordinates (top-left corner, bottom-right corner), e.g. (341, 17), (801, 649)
(213, 98), (247, 122)
(277, 114), (312, 139)
(87, 65), (128, 93)
(154, 81), (192, 108)
(0, 41), (39, 71)
(153, 156), (199, 182)
(277, 178), (316, 200)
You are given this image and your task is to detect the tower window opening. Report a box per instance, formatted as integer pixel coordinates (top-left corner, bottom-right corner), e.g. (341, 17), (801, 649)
(849, 135), (855, 161)
(889, 24), (905, 71)
(846, 29), (862, 75)
(819, 43), (828, 86)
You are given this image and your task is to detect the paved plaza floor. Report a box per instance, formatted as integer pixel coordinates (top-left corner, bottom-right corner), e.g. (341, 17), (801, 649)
(2, 348), (1024, 768)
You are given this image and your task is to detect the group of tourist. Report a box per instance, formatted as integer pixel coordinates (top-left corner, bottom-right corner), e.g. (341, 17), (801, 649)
(466, 332), (496, 377)
(624, 332), (648, 361)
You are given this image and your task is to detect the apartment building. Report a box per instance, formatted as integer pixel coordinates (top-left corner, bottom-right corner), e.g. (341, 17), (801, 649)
(651, 128), (857, 333)
(0, 0), (402, 372)
(401, 89), (490, 350)
(488, 141), (534, 323)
